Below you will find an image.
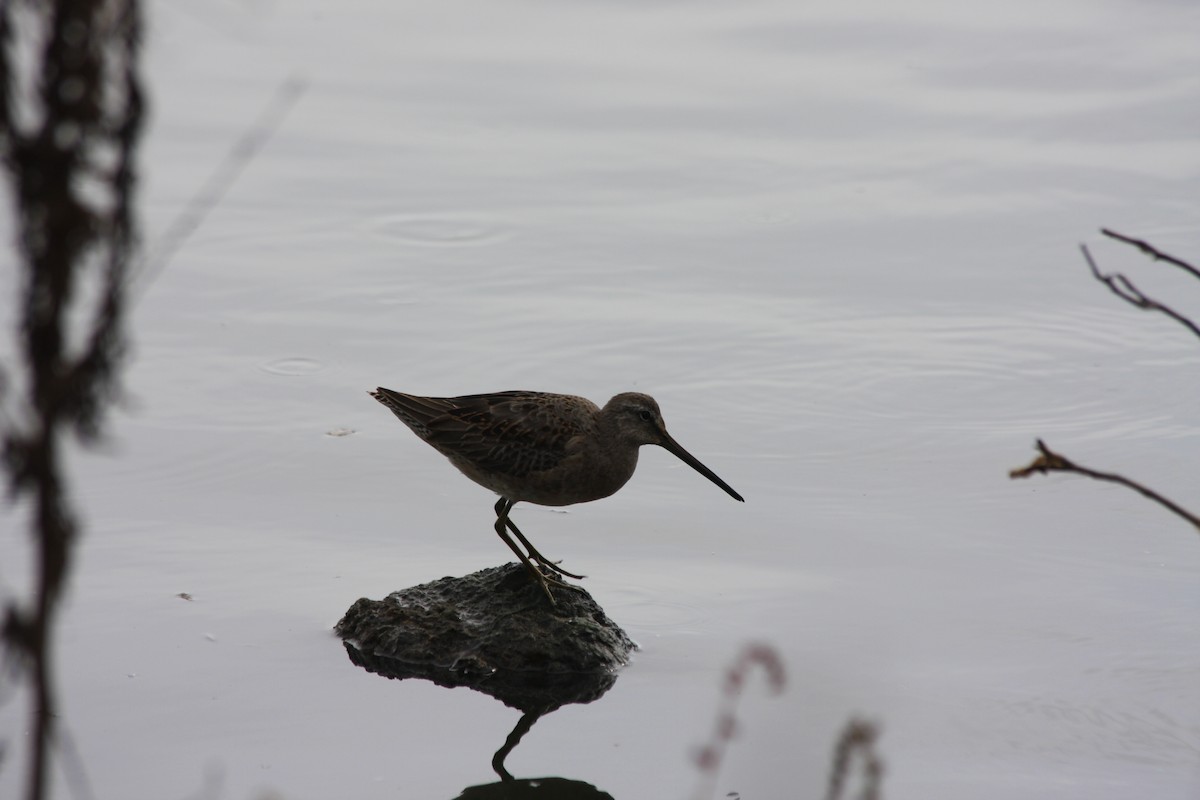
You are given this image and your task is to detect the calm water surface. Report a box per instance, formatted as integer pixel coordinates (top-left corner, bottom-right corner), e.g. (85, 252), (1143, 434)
(3, 0), (1200, 798)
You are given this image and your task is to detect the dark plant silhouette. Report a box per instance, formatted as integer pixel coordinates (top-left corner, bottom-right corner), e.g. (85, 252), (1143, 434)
(1010, 230), (1200, 531)
(0, 2), (144, 799)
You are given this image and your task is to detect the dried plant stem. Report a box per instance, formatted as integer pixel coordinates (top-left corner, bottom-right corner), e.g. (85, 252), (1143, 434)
(825, 718), (884, 800)
(691, 643), (786, 800)
(130, 75), (305, 298)
(1081, 243), (1200, 341)
(1012, 232), (1200, 537)
(1101, 228), (1200, 282)
(1010, 440), (1200, 533)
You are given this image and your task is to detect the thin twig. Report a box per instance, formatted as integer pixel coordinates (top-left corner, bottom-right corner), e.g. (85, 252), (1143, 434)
(1010, 439), (1200, 533)
(1081, 244), (1200, 342)
(129, 75), (306, 298)
(57, 725), (97, 800)
(1102, 228), (1200, 282)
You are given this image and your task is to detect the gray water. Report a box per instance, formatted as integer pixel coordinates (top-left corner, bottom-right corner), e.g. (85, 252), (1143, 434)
(3, 0), (1200, 798)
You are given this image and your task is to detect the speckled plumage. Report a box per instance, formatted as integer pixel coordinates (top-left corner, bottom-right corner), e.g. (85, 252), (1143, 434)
(369, 387), (743, 604)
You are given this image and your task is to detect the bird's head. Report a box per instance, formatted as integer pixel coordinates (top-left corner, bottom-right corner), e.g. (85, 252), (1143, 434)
(604, 392), (743, 502)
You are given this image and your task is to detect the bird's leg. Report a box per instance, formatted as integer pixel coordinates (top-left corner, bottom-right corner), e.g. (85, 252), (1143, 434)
(504, 517), (586, 580)
(493, 498), (571, 604)
(492, 498), (584, 580)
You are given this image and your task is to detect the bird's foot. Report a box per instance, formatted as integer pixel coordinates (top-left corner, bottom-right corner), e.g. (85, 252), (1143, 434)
(524, 564), (586, 606)
(530, 554), (586, 581)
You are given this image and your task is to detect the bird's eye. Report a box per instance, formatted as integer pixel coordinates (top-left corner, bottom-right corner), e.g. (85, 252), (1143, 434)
(638, 409), (654, 422)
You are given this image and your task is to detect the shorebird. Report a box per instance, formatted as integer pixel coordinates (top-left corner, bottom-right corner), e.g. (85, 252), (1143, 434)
(369, 388), (744, 603)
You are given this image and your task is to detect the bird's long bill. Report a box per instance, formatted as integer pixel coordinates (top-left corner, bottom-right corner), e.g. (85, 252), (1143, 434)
(660, 433), (744, 502)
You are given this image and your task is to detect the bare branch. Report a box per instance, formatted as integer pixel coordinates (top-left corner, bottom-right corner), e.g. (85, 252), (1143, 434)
(1102, 228), (1200, 282)
(1081, 244), (1200, 342)
(1010, 440), (1200, 534)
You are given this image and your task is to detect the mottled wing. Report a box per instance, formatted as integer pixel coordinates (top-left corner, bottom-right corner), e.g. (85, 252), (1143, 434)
(371, 389), (595, 478)
(426, 392), (595, 478)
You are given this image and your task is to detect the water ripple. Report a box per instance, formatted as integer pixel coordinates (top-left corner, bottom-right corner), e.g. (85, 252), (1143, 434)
(260, 357), (324, 377)
(361, 213), (512, 248)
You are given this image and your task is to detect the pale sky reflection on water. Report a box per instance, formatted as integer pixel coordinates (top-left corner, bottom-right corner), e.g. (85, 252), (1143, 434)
(2, 0), (1200, 798)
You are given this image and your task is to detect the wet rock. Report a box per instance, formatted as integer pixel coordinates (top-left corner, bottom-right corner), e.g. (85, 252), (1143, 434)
(335, 563), (636, 712)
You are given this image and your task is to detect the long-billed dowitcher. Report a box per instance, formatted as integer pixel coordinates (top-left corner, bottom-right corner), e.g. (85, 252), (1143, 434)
(369, 388), (744, 603)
